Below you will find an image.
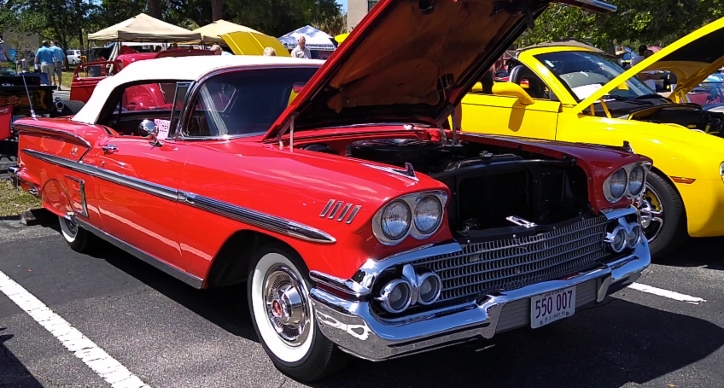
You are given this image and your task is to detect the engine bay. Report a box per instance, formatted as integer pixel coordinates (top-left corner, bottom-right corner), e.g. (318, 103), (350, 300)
(630, 104), (724, 135)
(299, 135), (591, 239)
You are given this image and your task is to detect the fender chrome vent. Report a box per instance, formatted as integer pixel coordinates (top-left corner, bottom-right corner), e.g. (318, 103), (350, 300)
(320, 200), (361, 224)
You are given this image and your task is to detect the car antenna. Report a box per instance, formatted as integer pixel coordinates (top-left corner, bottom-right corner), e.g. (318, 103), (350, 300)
(21, 73), (37, 119)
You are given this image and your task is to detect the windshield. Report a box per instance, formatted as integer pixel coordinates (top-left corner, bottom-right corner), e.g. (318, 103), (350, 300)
(533, 51), (655, 100)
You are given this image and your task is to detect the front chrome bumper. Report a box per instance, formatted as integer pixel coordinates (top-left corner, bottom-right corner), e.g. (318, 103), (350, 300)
(309, 233), (650, 362)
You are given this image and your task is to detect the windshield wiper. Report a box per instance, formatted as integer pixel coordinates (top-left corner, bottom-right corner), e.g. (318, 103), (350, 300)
(600, 94), (651, 105)
(633, 93), (671, 102)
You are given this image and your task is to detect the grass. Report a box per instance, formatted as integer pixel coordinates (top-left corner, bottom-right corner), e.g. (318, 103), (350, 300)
(0, 178), (41, 217)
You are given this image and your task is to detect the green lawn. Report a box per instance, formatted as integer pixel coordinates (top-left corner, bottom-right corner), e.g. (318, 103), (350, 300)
(0, 178), (41, 217)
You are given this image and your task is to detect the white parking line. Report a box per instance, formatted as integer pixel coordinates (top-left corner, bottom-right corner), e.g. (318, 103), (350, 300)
(0, 271), (151, 388)
(629, 282), (707, 304)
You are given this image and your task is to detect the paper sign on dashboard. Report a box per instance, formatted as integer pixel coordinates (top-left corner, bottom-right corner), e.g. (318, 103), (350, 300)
(571, 84), (602, 100)
(154, 119), (170, 140)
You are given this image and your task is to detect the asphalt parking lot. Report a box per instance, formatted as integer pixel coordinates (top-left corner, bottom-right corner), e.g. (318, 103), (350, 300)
(1, 218), (723, 388)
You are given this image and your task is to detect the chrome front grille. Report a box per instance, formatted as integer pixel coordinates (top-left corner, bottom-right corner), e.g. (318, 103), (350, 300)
(413, 216), (609, 303)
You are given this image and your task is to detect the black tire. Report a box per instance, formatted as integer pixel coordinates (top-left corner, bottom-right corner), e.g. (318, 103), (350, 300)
(247, 243), (348, 382)
(59, 100), (85, 116)
(58, 215), (101, 253)
(642, 173), (688, 258)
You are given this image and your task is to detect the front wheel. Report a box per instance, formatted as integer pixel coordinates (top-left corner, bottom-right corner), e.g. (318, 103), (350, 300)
(247, 244), (348, 382)
(639, 173), (688, 258)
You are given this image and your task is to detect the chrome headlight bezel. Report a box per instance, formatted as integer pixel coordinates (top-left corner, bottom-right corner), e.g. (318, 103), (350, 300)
(372, 190), (448, 246)
(603, 162), (650, 203)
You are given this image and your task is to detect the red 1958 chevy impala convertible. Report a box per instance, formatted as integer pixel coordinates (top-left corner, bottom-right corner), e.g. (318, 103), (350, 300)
(10, 0), (651, 382)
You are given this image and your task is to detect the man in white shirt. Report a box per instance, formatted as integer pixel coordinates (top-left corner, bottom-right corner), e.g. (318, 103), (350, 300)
(291, 36), (312, 59)
(631, 45), (659, 91)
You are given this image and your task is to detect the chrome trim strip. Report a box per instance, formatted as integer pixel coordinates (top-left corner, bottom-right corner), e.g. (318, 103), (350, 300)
(320, 199), (335, 218)
(65, 175), (89, 218)
(182, 193), (336, 244)
(346, 205), (361, 224)
(76, 218), (204, 288)
(8, 165), (20, 176)
(572, 0), (617, 12)
(23, 149), (179, 202)
(23, 150), (336, 244)
(337, 203), (352, 222)
(328, 201), (343, 219)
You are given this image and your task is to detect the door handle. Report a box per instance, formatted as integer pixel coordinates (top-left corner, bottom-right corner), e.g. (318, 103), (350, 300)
(101, 144), (117, 154)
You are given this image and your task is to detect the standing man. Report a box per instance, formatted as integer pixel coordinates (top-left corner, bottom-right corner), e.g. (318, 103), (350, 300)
(34, 40), (55, 86)
(291, 36), (311, 59)
(50, 41), (65, 90)
(210, 44), (222, 55)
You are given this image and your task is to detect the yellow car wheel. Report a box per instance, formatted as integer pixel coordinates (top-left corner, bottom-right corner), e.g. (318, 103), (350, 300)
(640, 173), (688, 258)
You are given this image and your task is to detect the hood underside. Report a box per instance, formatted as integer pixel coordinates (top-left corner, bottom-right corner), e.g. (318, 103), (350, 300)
(577, 16), (724, 110)
(265, 0), (615, 140)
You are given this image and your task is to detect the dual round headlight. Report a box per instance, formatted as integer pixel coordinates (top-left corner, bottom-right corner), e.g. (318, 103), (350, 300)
(604, 163), (648, 203)
(375, 192), (446, 245)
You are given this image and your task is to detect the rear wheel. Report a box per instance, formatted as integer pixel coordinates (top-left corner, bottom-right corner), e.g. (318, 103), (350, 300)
(247, 243), (348, 382)
(58, 215), (100, 253)
(640, 173), (688, 258)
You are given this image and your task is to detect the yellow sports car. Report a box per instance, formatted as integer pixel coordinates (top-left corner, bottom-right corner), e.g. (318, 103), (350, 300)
(460, 17), (724, 257)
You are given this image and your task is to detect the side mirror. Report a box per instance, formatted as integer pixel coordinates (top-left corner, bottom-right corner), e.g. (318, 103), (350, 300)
(492, 82), (535, 105)
(138, 119), (162, 146)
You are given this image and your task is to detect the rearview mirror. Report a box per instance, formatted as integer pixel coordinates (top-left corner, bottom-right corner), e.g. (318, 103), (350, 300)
(492, 82), (535, 105)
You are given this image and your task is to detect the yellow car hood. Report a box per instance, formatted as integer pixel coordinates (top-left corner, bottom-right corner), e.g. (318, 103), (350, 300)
(220, 31), (290, 57)
(576, 16), (724, 111)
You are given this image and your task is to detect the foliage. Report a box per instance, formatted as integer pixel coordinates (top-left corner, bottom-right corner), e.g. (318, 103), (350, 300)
(517, 0), (724, 51)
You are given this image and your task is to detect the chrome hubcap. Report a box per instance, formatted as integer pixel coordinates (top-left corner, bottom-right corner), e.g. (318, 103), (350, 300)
(639, 183), (664, 243)
(63, 217), (78, 237)
(263, 266), (310, 346)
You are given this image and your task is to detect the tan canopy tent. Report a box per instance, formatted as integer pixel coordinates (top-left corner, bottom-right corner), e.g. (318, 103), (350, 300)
(191, 20), (263, 44)
(88, 13), (202, 42)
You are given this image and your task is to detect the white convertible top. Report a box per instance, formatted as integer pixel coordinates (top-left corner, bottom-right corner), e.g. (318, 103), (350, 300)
(72, 55), (325, 124)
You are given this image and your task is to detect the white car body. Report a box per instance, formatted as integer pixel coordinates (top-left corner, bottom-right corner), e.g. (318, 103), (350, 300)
(67, 49), (82, 65)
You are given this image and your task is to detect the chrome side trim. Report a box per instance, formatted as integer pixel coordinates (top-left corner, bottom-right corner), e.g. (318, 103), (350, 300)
(8, 165), (20, 176)
(76, 218), (204, 288)
(24, 150), (179, 202)
(65, 175), (89, 218)
(182, 193), (336, 244)
(319, 200), (362, 225)
(23, 150), (336, 244)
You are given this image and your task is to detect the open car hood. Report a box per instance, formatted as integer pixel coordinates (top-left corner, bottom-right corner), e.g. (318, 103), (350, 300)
(576, 15), (724, 111)
(220, 31), (290, 57)
(264, 0), (616, 140)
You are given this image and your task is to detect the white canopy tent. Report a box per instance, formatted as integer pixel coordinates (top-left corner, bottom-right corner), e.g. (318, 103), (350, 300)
(278, 25), (336, 52)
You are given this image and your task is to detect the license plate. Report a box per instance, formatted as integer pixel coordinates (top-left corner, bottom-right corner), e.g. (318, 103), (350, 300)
(530, 286), (576, 329)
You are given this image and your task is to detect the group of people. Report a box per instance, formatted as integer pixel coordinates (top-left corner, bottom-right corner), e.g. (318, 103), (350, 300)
(207, 35), (312, 58)
(34, 40), (66, 90)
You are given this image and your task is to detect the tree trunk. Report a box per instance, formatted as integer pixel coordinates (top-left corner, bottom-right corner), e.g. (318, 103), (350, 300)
(148, 0), (162, 18)
(211, 0), (224, 21)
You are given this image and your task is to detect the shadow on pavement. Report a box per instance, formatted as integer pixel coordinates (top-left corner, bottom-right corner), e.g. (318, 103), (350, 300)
(85, 241), (724, 388)
(10, 223), (724, 387)
(0, 329), (44, 388)
(657, 237), (724, 270)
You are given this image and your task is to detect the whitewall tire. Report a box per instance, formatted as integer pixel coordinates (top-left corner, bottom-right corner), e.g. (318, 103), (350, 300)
(58, 215), (100, 253)
(247, 243), (347, 381)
